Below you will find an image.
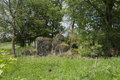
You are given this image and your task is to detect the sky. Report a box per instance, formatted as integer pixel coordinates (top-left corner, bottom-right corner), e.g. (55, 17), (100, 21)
(61, 16), (70, 27)
(60, 16), (71, 36)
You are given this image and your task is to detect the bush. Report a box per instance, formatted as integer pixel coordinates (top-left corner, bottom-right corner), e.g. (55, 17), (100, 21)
(64, 36), (70, 45)
(0, 50), (17, 78)
(79, 43), (103, 57)
(74, 32), (105, 57)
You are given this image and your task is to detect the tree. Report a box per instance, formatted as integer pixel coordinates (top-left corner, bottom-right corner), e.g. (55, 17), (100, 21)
(12, 0), (65, 47)
(1, 0), (19, 57)
(65, 0), (120, 56)
(29, 0), (64, 38)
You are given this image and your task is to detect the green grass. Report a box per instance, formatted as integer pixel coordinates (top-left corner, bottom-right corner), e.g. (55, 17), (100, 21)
(1, 56), (120, 80)
(0, 42), (19, 50)
(0, 42), (32, 56)
(0, 42), (20, 54)
(1, 42), (120, 80)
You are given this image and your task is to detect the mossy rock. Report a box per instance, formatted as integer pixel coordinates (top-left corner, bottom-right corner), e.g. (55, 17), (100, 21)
(55, 43), (70, 55)
(57, 48), (80, 58)
(22, 49), (31, 55)
(52, 37), (56, 43)
(31, 43), (36, 49)
(70, 39), (79, 48)
(67, 48), (80, 55)
(31, 49), (37, 55)
(69, 33), (75, 40)
(52, 34), (64, 43)
(71, 39), (79, 43)
(51, 34), (64, 54)
(36, 37), (53, 42)
(36, 36), (52, 56)
(56, 34), (64, 41)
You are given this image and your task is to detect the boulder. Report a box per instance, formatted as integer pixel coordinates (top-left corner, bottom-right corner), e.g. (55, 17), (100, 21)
(69, 33), (75, 40)
(66, 48), (79, 56)
(70, 39), (79, 48)
(79, 45), (84, 51)
(57, 48), (79, 58)
(31, 49), (37, 55)
(22, 49), (31, 55)
(54, 43), (70, 55)
(36, 37), (52, 56)
(56, 33), (64, 40)
(108, 48), (119, 57)
(31, 43), (36, 49)
(51, 34), (64, 53)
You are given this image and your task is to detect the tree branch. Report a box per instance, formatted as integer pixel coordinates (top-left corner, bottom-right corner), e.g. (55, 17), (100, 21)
(6, 19), (13, 25)
(3, 0), (9, 7)
(86, 0), (105, 17)
(8, 0), (13, 17)
(1, 4), (9, 11)
(14, 0), (19, 14)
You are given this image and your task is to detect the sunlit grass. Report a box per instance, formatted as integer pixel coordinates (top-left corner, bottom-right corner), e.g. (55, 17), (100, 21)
(1, 56), (120, 80)
(0, 42), (19, 50)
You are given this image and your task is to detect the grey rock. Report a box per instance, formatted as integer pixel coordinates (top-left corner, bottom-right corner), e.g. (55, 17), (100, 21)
(36, 37), (52, 56)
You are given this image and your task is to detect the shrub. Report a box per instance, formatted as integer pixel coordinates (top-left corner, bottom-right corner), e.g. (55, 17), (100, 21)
(74, 32), (104, 57)
(64, 36), (70, 45)
(0, 50), (17, 78)
(79, 43), (103, 57)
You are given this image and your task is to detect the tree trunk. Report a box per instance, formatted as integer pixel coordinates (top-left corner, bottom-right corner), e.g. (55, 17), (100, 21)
(12, 20), (16, 57)
(52, 28), (54, 38)
(52, 20), (54, 38)
(104, 2), (114, 52)
(24, 37), (26, 47)
(72, 20), (75, 34)
(23, 30), (26, 47)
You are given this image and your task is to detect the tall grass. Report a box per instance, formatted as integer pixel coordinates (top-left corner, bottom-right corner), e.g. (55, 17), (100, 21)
(1, 56), (120, 80)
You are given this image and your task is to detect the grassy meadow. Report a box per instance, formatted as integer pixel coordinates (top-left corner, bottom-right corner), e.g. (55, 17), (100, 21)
(0, 42), (120, 80)
(0, 42), (12, 50)
(0, 42), (20, 52)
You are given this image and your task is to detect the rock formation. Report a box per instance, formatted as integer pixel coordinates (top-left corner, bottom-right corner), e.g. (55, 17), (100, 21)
(51, 34), (64, 53)
(22, 49), (31, 55)
(54, 43), (70, 55)
(36, 37), (52, 56)
(31, 43), (36, 49)
(70, 39), (79, 48)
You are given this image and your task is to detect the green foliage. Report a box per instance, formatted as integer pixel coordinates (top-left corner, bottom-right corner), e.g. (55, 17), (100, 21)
(75, 33), (104, 57)
(0, 50), (17, 78)
(65, 0), (120, 56)
(64, 36), (70, 45)
(80, 43), (103, 57)
(46, 45), (50, 50)
(14, 0), (65, 47)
